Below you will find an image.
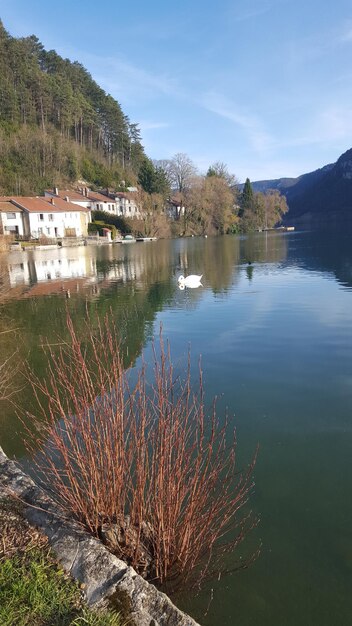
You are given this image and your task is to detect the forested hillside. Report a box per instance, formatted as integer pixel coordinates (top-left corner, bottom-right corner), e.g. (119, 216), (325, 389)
(250, 150), (352, 225)
(0, 20), (145, 194)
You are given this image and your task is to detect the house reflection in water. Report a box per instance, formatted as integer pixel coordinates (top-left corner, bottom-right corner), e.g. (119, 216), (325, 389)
(3, 243), (151, 300)
(8, 249), (93, 287)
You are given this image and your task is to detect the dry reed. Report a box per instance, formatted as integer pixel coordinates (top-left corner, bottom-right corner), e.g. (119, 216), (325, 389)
(26, 313), (258, 589)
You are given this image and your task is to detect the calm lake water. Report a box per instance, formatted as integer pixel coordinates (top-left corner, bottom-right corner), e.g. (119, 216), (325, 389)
(1, 230), (352, 625)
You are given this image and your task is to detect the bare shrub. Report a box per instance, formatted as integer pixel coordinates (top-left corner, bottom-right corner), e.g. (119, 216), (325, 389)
(26, 314), (258, 589)
(0, 263), (22, 402)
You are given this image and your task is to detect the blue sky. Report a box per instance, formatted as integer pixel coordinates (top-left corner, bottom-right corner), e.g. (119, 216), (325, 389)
(2, 0), (352, 181)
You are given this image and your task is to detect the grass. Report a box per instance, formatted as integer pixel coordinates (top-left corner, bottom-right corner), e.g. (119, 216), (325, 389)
(0, 501), (122, 626)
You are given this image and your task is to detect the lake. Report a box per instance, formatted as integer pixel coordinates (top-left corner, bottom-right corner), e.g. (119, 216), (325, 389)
(1, 229), (352, 625)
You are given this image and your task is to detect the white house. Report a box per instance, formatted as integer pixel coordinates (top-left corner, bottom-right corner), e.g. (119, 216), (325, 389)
(45, 187), (113, 214)
(0, 200), (25, 236)
(0, 196), (91, 239)
(45, 187), (142, 219)
(113, 192), (141, 218)
(165, 197), (185, 220)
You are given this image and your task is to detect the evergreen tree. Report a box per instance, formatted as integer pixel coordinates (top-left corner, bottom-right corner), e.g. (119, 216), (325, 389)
(239, 178), (254, 218)
(138, 158), (170, 196)
(138, 158), (157, 194)
(0, 22), (146, 194)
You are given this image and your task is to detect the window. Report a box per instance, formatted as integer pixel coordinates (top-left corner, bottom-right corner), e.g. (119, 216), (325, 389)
(39, 214), (44, 221)
(6, 212), (16, 219)
(38, 227), (43, 235)
(48, 214), (54, 221)
(46, 227), (51, 235)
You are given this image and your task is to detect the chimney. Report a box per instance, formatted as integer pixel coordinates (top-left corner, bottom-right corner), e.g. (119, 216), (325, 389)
(51, 197), (55, 205)
(53, 187), (59, 196)
(65, 196), (69, 202)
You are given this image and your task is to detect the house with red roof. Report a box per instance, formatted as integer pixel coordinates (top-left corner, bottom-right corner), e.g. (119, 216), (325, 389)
(45, 187), (142, 219)
(0, 196), (91, 239)
(0, 200), (25, 236)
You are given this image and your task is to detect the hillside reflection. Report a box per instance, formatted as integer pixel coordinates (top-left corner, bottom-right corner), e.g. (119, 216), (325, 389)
(0, 232), (301, 459)
(0, 233), (291, 302)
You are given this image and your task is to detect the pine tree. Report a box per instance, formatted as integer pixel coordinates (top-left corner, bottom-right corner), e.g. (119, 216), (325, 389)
(239, 177), (254, 218)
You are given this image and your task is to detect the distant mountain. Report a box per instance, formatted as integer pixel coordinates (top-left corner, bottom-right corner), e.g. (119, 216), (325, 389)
(251, 150), (352, 225)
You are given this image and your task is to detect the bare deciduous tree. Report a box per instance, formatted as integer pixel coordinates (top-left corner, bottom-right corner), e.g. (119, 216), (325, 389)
(169, 153), (197, 193)
(26, 314), (259, 590)
(207, 161), (239, 188)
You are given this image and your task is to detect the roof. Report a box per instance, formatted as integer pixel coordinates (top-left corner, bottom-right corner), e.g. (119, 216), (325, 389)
(45, 189), (91, 203)
(0, 200), (21, 212)
(46, 188), (113, 204)
(114, 192), (129, 199)
(85, 190), (112, 202)
(1, 197), (90, 213)
(46, 187), (141, 204)
(168, 197), (185, 207)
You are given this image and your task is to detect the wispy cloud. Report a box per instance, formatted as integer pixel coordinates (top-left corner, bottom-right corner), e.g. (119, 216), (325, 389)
(231, 4), (273, 22)
(335, 19), (352, 44)
(139, 121), (170, 132)
(228, 0), (288, 22)
(281, 105), (352, 148)
(287, 19), (352, 66)
(201, 91), (275, 152)
(56, 47), (181, 104)
(95, 57), (179, 100)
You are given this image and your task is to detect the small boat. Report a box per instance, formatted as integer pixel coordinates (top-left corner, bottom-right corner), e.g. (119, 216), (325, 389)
(121, 235), (136, 243)
(178, 274), (203, 288)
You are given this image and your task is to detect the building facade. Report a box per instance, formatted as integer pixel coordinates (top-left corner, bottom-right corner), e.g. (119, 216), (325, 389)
(0, 196), (91, 238)
(45, 187), (142, 219)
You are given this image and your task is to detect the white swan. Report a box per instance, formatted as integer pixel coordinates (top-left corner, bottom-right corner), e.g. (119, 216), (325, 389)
(178, 274), (203, 288)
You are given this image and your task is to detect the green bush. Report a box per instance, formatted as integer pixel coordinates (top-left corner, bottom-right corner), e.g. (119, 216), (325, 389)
(88, 221), (118, 239)
(92, 210), (131, 234)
